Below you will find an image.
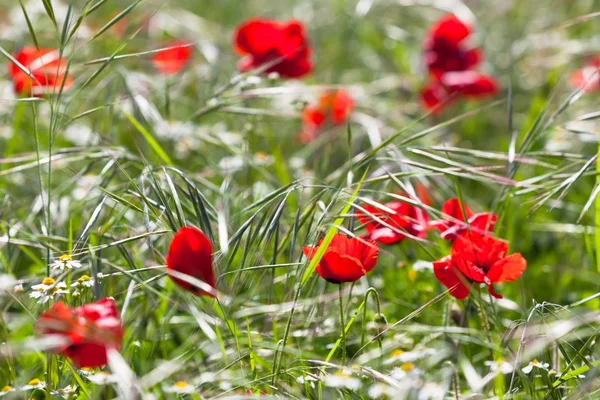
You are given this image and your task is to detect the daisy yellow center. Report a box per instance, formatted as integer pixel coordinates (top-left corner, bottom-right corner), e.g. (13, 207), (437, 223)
(41, 277), (55, 285)
(174, 381), (188, 388)
(78, 275), (91, 282)
(531, 359), (540, 365)
(59, 255), (72, 262)
(51, 286), (60, 294)
(1, 386), (11, 392)
(401, 362), (415, 372)
(255, 151), (268, 161)
(391, 349), (404, 357)
(408, 269), (417, 281)
(27, 379), (40, 386)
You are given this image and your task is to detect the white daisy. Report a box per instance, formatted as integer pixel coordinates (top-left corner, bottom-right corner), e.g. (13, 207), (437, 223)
(522, 360), (550, 374)
(71, 275), (95, 289)
(21, 378), (46, 390)
(51, 385), (77, 398)
(29, 278), (69, 304)
(0, 386), (15, 396)
(87, 372), (119, 385)
(50, 255), (83, 271)
(13, 284), (24, 293)
(485, 359), (514, 374)
(164, 381), (195, 394)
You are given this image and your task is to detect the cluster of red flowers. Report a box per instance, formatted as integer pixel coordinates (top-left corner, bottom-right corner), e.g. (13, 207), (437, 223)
(420, 14), (499, 112)
(353, 194), (525, 298)
(25, 16), (534, 368)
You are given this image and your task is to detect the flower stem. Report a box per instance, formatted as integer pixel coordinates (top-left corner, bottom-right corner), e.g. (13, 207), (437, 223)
(339, 284), (346, 366)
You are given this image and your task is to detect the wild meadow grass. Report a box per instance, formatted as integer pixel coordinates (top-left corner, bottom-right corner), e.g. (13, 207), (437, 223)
(1, 1), (600, 399)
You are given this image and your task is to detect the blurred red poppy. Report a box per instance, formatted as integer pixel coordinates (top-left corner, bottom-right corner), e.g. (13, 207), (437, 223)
(356, 198), (429, 245)
(8, 47), (72, 96)
(571, 57), (600, 92)
(303, 234), (378, 283)
(430, 198), (497, 241)
(300, 90), (354, 143)
(152, 41), (193, 74)
(433, 233), (526, 299)
(234, 18), (312, 78)
(167, 227), (215, 296)
(421, 71), (498, 111)
(37, 298), (123, 368)
(424, 15), (482, 78)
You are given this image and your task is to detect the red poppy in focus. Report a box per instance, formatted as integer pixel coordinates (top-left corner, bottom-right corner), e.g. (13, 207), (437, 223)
(8, 47), (72, 96)
(433, 233), (526, 299)
(234, 18), (312, 78)
(421, 71), (498, 112)
(302, 234), (378, 283)
(151, 41), (193, 74)
(356, 199), (429, 245)
(430, 198), (497, 241)
(166, 226), (216, 297)
(424, 14), (481, 79)
(36, 298), (123, 368)
(571, 57), (600, 92)
(300, 90), (354, 143)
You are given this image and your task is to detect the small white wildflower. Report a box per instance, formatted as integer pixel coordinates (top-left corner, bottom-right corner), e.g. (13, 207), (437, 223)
(13, 284), (24, 293)
(0, 386), (15, 396)
(418, 383), (446, 400)
(51, 385), (77, 399)
(0, 275), (15, 295)
(21, 378), (46, 390)
(522, 360), (550, 374)
(30, 278), (69, 304)
(87, 372), (118, 385)
(50, 255), (83, 271)
(485, 359), (514, 374)
(267, 72), (280, 80)
(390, 363), (419, 380)
(412, 260), (434, 272)
(164, 381), (195, 394)
(71, 275), (95, 288)
(323, 370), (361, 390)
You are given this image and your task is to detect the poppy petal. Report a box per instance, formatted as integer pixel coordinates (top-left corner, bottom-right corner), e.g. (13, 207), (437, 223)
(433, 257), (470, 299)
(429, 15), (471, 45)
(151, 41), (193, 74)
(487, 253), (527, 283)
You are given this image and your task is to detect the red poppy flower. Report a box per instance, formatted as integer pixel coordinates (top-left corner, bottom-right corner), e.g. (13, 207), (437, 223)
(166, 226), (215, 296)
(302, 234), (378, 283)
(421, 71), (498, 111)
(424, 14), (481, 78)
(356, 199), (429, 245)
(151, 41), (193, 74)
(36, 298), (123, 368)
(8, 47), (72, 96)
(300, 90), (354, 143)
(433, 233), (526, 299)
(430, 198), (497, 241)
(234, 18), (312, 78)
(571, 57), (600, 92)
